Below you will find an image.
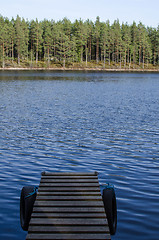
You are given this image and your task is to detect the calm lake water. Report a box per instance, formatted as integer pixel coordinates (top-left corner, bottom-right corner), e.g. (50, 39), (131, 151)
(0, 70), (159, 240)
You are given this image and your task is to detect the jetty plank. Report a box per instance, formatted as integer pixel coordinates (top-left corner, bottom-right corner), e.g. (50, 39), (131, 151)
(33, 207), (105, 213)
(28, 225), (110, 233)
(36, 195), (101, 201)
(41, 175), (98, 179)
(29, 218), (108, 226)
(37, 187), (100, 192)
(34, 200), (104, 207)
(39, 182), (99, 187)
(40, 178), (99, 183)
(41, 172), (98, 176)
(31, 212), (106, 218)
(26, 233), (111, 240)
(37, 191), (101, 196)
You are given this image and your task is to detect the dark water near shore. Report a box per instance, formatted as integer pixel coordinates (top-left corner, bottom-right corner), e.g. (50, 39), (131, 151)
(0, 70), (159, 240)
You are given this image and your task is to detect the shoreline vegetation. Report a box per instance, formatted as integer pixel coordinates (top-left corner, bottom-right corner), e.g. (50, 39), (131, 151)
(1, 66), (159, 72)
(0, 61), (159, 72)
(0, 15), (159, 71)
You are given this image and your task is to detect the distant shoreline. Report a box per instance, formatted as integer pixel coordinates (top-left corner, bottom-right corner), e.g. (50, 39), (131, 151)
(1, 67), (159, 72)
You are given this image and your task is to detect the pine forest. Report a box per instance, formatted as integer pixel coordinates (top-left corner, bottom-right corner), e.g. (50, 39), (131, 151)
(0, 15), (159, 69)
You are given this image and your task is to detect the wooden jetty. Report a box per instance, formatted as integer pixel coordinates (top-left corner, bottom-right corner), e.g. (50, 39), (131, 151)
(26, 172), (111, 240)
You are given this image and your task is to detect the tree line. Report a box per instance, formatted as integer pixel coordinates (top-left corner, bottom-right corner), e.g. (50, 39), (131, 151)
(0, 15), (159, 68)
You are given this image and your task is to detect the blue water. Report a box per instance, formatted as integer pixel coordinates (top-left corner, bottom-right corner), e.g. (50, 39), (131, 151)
(0, 70), (159, 240)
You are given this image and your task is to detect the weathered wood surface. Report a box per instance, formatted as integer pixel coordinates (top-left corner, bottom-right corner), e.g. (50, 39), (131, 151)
(37, 191), (101, 196)
(40, 179), (99, 183)
(36, 195), (101, 200)
(34, 200), (104, 207)
(26, 233), (111, 240)
(38, 187), (100, 192)
(31, 212), (106, 218)
(39, 183), (99, 187)
(41, 172), (98, 176)
(28, 226), (109, 233)
(29, 218), (108, 225)
(33, 207), (105, 213)
(26, 172), (111, 240)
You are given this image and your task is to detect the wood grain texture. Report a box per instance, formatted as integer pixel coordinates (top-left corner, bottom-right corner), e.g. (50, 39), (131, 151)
(31, 212), (106, 218)
(36, 195), (102, 201)
(37, 187), (100, 192)
(32, 207), (105, 213)
(41, 172), (98, 176)
(28, 225), (110, 233)
(29, 218), (108, 226)
(26, 233), (111, 240)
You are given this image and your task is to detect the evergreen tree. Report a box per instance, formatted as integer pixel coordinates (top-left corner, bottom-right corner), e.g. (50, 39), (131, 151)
(121, 23), (131, 67)
(85, 19), (94, 62)
(100, 21), (109, 67)
(94, 16), (101, 63)
(56, 20), (70, 68)
(0, 16), (7, 68)
(29, 19), (43, 65)
(157, 25), (159, 64)
(51, 20), (58, 60)
(14, 15), (28, 65)
(62, 18), (75, 63)
(73, 19), (88, 62)
(148, 27), (158, 65)
(131, 21), (138, 67)
(43, 20), (52, 67)
(69, 35), (78, 62)
(112, 20), (122, 65)
(9, 18), (15, 63)
(137, 22), (152, 68)
(0, 15), (158, 68)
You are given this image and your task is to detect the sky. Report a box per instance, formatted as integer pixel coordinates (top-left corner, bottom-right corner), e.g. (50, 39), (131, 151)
(1, 0), (159, 27)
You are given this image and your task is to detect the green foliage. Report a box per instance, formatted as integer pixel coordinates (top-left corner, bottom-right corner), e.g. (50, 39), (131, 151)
(0, 15), (159, 68)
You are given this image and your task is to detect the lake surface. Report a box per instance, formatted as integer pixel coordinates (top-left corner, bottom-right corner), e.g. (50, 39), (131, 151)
(0, 70), (159, 240)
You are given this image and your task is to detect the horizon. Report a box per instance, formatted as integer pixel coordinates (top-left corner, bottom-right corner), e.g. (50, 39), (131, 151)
(1, 0), (159, 28)
(0, 14), (158, 29)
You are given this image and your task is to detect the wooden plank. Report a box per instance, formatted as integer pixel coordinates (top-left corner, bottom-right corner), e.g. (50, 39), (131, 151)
(36, 191), (101, 196)
(39, 183), (99, 187)
(40, 179), (99, 183)
(29, 218), (108, 226)
(36, 195), (101, 201)
(37, 187), (100, 192)
(41, 175), (98, 179)
(31, 212), (106, 218)
(28, 225), (109, 233)
(26, 233), (111, 240)
(32, 207), (105, 213)
(34, 200), (104, 207)
(41, 172), (98, 176)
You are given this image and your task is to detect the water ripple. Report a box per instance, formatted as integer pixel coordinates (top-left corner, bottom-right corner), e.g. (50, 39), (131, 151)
(0, 71), (159, 239)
